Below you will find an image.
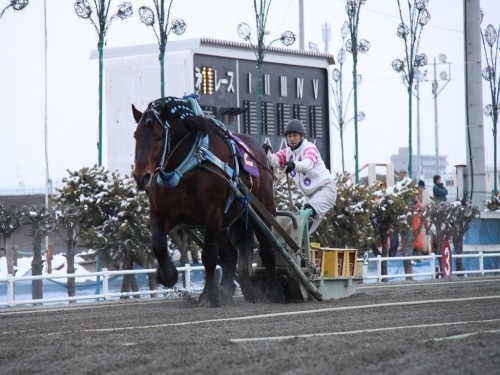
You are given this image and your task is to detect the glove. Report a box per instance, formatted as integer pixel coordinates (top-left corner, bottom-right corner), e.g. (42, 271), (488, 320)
(284, 162), (295, 174)
(262, 143), (273, 155)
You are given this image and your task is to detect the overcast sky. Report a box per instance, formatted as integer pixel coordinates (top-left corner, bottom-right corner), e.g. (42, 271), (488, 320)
(0, 0), (499, 191)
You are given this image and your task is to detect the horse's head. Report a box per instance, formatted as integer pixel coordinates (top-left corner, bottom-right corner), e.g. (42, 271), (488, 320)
(131, 97), (211, 191)
(132, 102), (164, 190)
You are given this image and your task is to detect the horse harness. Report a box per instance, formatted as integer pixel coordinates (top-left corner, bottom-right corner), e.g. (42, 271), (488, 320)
(146, 97), (249, 214)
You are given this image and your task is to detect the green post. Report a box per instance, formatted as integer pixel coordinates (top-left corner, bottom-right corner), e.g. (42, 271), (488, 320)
(353, 65), (359, 184)
(97, 36), (104, 276)
(97, 37), (104, 167)
(256, 62), (263, 144)
(160, 48), (165, 98)
(407, 83), (413, 178)
(494, 112), (498, 193)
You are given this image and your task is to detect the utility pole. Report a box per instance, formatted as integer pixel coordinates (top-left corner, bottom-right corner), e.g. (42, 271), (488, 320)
(416, 76), (421, 180)
(464, 0), (488, 209)
(321, 22), (331, 54)
(431, 55), (451, 174)
(299, 0), (304, 50)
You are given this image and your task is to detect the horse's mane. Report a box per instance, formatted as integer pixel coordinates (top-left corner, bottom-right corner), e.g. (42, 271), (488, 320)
(151, 97), (197, 120)
(151, 96), (232, 140)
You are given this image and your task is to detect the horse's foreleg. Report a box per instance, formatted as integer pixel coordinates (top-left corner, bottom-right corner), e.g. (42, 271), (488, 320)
(151, 217), (178, 288)
(199, 226), (220, 307)
(217, 233), (238, 305)
(229, 220), (257, 303)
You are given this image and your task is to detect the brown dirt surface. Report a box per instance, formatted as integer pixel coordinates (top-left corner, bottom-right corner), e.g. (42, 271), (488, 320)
(1, 276), (499, 374)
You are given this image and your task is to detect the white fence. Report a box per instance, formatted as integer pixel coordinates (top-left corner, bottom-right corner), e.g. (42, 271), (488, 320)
(361, 252), (500, 282)
(1, 253), (499, 307)
(0, 264), (212, 308)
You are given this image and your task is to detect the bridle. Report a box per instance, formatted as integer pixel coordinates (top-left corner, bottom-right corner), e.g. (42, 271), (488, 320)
(140, 101), (192, 179)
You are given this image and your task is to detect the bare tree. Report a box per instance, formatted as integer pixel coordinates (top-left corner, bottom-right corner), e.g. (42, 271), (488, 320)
(21, 205), (56, 301)
(480, 10), (499, 194)
(370, 180), (414, 278)
(424, 202), (478, 276)
(52, 203), (83, 302)
(448, 204), (479, 274)
(0, 204), (22, 276)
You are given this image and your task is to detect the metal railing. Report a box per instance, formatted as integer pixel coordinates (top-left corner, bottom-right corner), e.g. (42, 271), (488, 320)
(0, 264), (213, 308)
(1, 252), (499, 307)
(360, 252), (500, 283)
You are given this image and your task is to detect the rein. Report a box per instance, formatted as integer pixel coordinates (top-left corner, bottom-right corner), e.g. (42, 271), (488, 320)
(162, 131), (192, 169)
(150, 106), (170, 176)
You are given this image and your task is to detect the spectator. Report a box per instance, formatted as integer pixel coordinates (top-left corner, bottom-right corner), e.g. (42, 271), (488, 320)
(417, 179), (426, 202)
(433, 174), (448, 202)
(389, 230), (399, 257)
(412, 191), (428, 256)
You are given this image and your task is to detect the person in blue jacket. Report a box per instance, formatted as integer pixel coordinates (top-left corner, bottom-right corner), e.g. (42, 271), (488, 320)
(432, 174), (448, 202)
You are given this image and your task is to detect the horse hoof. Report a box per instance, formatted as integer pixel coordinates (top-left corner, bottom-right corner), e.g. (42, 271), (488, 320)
(219, 285), (235, 306)
(241, 292), (258, 303)
(198, 291), (221, 308)
(156, 264), (178, 288)
(268, 293), (286, 304)
(262, 285), (286, 304)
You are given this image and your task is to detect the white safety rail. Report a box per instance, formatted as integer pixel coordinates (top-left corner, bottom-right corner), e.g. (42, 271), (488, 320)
(1, 253), (499, 307)
(0, 264), (214, 308)
(361, 252), (500, 283)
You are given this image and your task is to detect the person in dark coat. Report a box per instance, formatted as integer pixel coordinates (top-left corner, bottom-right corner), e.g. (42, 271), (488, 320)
(432, 175), (448, 202)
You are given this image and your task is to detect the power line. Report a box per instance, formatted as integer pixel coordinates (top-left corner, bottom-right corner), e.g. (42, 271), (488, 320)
(333, 0), (463, 34)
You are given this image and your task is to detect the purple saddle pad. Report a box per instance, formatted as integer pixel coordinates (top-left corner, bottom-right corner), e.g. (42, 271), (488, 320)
(233, 135), (260, 178)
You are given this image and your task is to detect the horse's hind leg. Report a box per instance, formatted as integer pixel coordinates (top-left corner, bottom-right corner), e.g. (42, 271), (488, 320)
(254, 225), (285, 303)
(228, 220), (257, 303)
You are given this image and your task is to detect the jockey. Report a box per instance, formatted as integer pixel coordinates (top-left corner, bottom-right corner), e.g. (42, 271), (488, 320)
(263, 119), (337, 234)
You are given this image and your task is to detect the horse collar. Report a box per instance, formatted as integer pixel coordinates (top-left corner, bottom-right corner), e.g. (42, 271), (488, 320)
(156, 132), (209, 189)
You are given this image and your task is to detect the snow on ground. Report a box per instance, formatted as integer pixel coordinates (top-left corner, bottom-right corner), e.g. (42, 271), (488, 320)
(0, 252), (97, 282)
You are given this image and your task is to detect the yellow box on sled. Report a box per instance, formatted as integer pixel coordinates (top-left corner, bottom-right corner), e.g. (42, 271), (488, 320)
(310, 247), (358, 277)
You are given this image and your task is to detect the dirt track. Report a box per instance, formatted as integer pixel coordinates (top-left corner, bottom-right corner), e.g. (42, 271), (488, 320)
(1, 277), (499, 375)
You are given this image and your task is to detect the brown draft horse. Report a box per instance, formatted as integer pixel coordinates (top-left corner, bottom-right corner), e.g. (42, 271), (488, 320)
(132, 96), (283, 307)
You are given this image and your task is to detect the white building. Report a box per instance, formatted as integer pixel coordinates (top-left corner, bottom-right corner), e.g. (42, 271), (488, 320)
(93, 38), (335, 178)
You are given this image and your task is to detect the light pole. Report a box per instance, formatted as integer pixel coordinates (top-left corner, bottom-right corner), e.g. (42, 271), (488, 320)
(414, 68), (426, 179)
(331, 21), (365, 173)
(392, 0), (430, 179)
(237, 22), (295, 144)
(321, 22), (331, 54)
(138, 1), (186, 97)
(75, 1), (133, 167)
(431, 54), (451, 174)
(345, 0), (370, 184)
(480, 17), (499, 194)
